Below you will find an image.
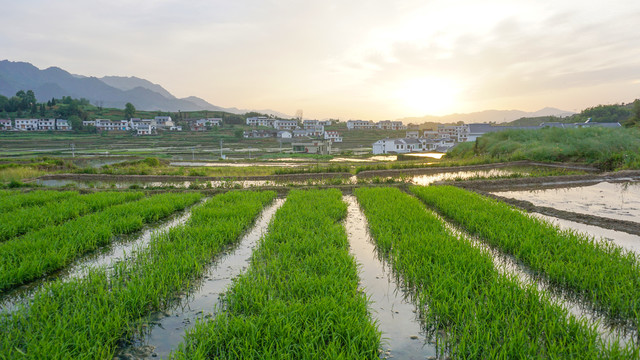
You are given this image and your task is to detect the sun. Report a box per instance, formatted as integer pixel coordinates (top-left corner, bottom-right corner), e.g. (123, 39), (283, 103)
(394, 77), (459, 115)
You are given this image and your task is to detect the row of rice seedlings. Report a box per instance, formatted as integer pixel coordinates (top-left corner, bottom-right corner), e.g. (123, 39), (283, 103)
(0, 192), (202, 292)
(170, 189), (381, 359)
(0, 190), (79, 214)
(0, 190), (276, 359)
(354, 187), (635, 358)
(410, 185), (640, 329)
(0, 191), (145, 242)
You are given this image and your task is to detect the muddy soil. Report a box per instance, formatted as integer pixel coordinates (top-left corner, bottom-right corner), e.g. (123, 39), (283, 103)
(357, 160), (599, 178)
(449, 169), (640, 192)
(484, 192), (640, 237)
(33, 171), (353, 183)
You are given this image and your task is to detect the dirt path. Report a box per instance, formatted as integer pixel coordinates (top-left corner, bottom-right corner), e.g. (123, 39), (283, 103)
(33, 172), (353, 183)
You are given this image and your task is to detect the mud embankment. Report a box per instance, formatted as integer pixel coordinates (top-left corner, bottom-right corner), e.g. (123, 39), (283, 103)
(356, 160), (599, 178)
(33, 171), (353, 183)
(447, 170), (640, 192)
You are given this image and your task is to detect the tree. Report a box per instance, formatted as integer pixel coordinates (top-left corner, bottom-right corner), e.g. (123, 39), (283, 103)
(626, 99), (640, 127)
(124, 102), (136, 120)
(68, 115), (83, 132)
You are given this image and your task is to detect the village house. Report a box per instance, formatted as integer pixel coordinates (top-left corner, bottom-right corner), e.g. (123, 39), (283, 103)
(15, 119), (38, 131)
(372, 138), (423, 154)
(377, 120), (407, 130)
(246, 116), (275, 127)
(323, 131), (342, 142)
(0, 119), (12, 131)
(136, 124), (155, 136)
(191, 118), (221, 131)
(154, 116), (174, 129)
(243, 129), (277, 138)
(94, 119), (130, 131)
(292, 140), (332, 155)
(406, 130), (420, 139)
(56, 119), (71, 131)
(38, 118), (56, 130)
(277, 131), (292, 139)
(346, 120), (376, 130)
(273, 119), (298, 131)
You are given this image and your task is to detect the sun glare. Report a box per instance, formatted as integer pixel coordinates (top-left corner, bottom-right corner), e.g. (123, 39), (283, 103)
(394, 77), (459, 115)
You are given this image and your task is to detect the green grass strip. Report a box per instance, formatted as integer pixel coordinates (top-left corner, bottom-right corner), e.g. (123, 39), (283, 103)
(170, 189), (381, 359)
(0, 190), (78, 214)
(0, 191), (145, 242)
(0, 190), (274, 359)
(411, 185), (640, 328)
(0, 192), (201, 292)
(355, 187), (634, 358)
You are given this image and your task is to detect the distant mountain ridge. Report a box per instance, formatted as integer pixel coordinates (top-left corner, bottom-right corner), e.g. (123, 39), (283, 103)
(0, 60), (291, 117)
(397, 107), (575, 124)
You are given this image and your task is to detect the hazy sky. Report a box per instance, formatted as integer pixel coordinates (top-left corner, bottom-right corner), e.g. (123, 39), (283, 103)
(2, 0), (640, 120)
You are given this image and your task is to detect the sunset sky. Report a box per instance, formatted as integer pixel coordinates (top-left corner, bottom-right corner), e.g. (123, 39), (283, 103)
(2, 0), (640, 120)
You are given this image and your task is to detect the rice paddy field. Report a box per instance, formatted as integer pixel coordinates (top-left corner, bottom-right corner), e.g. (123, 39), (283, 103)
(1, 183), (639, 359)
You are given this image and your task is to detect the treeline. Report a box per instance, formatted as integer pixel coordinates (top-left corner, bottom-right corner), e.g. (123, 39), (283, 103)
(506, 100), (640, 127)
(0, 89), (271, 131)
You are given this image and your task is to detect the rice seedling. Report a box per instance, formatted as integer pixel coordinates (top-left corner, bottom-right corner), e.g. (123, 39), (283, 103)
(410, 185), (640, 329)
(0, 191), (275, 359)
(0, 190), (78, 214)
(170, 189), (381, 359)
(355, 187), (636, 358)
(0, 192), (201, 291)
(0, 191), (144, 242)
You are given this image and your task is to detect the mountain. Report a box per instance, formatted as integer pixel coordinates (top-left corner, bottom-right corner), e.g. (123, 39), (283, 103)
(397, 108), (575, 124)
(0, 60), (290, 117)
(100, 76), (176, 100)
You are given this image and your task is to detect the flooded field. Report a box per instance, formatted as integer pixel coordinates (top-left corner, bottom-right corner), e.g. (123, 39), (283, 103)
(345, 196), (435, 359)
(114, 199), (284, 359)
(494, 181), (640, 224)
(532, 213), (640, 254)
(411, 169), (519, 186)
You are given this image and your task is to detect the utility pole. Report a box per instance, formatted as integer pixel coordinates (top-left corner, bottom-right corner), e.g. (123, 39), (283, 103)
(192, 147), (195, 161)
(70, 143), (75, 157)
(220, 139), (224, 159)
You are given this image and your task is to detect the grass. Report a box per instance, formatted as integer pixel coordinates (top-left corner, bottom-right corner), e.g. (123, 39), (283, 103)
(355, 187), (634, 358)
(447, 127), (640, 170)
(171, 189), (381, 359)
(0, 189), (275, 359)
(411, 185), (640, 329)
(0, 192), (201, 291)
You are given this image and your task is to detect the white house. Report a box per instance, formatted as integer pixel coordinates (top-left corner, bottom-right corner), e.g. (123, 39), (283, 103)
(136, 124), (155, 136)
(303, 120), (319, 129)
(83, 120), (96, 127)
(0, 119), (12, 130)
(246, 116), (275, 127)
(273, 119), (298, 131)
(38, 119), (56, 130)
(406, 131), (419, 139)
(56, 119), (71, 131)
(372, 138), (423, 154)
(437, 124), (469, 142)
(154, 116), (174, 128)
(377, 120), (406, 130)
(15, 119), (38, 131)
(324, 131), (342, 142)
(277, 131), (292, 139)
(346, 120), (375, 130)
(95, 119), (130, 131)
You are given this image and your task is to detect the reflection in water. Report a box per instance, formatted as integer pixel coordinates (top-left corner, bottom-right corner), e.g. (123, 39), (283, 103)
(344, 196), (436, 359)
(114, 199), (285, 359)
(411, 169), (517, 186)
(494, 181), (640, 224)
(532, 213), (640, 254)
